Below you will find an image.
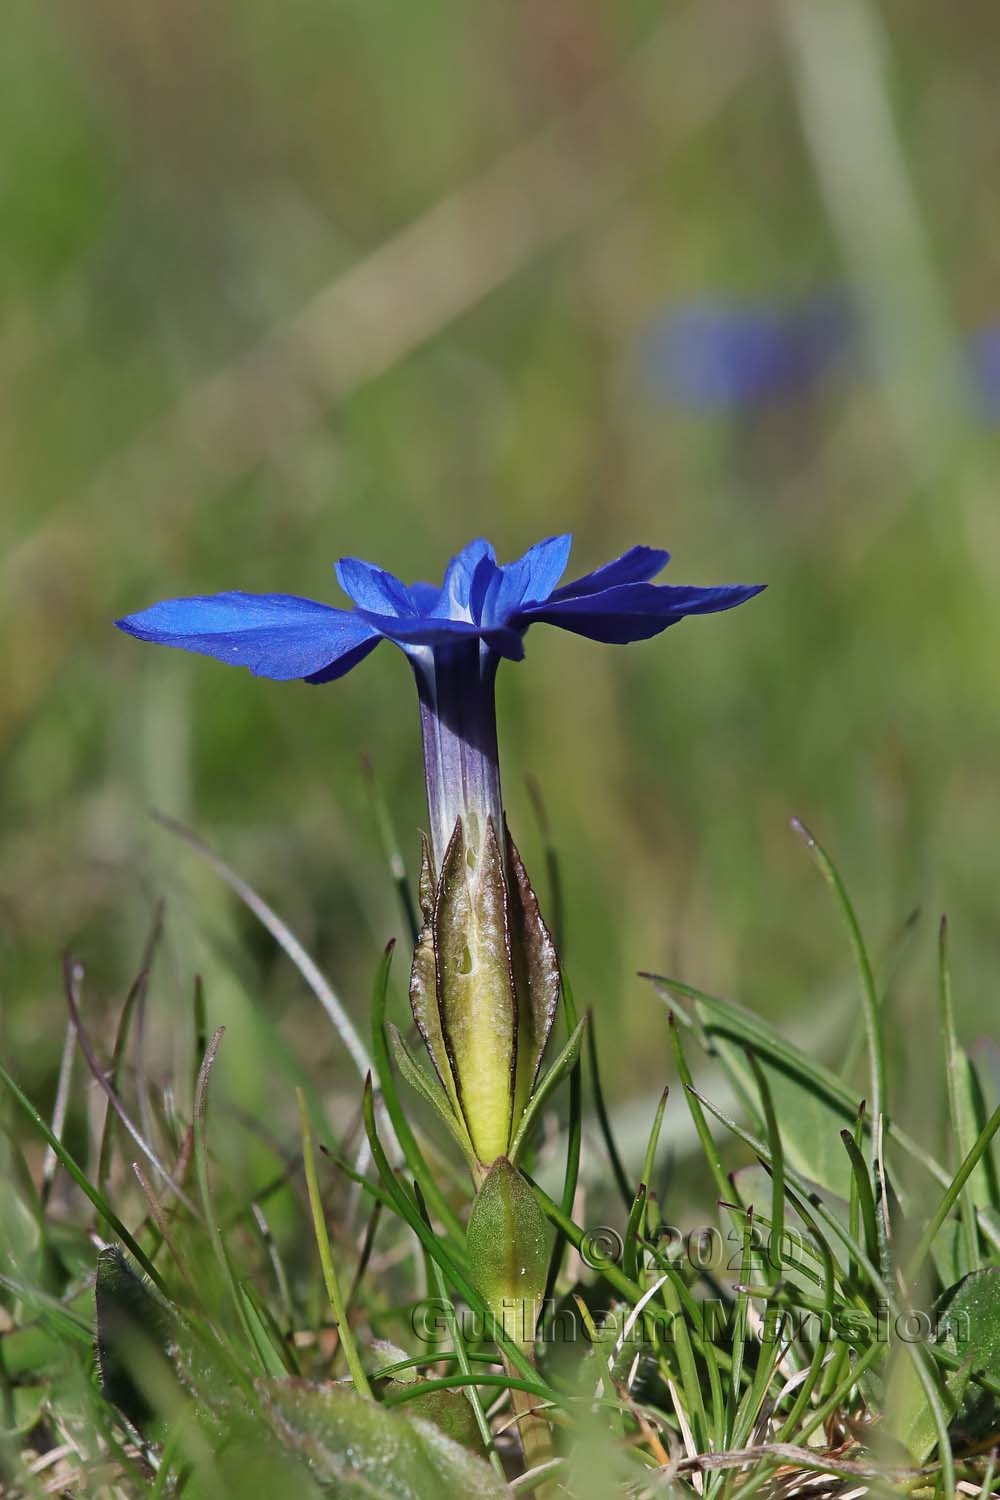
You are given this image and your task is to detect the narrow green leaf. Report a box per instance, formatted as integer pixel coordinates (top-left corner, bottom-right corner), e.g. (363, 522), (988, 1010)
(0, 1060), (165, 1293)
(905, 1100), (1000, 1287)
(622, 1184), (646, 1284)
(648, 971), (966, 1201)
(542, 976), (582, 1313)
(690, 1087), (890, 1303)
(939, 916), (980, 1275)
(790, 819), (885, 1154)
(193, 1027), (265, 1366)
(362, 755), (419, 945)
(369, 942), (467, 1236)
(297, 1088), (372, 1398)
(508, 1015), (587, 1165)
(640, 1086), (669, 1207)
(840, 1129), (879, 1277)
(586, 1014), (632, 1211)
(745, 1051), (784, 1279)
(239, 1282), (290, 1379)
(727, 1208), (754, 1444)
(524, 774), (565, 956)
(668, 1013), (734, 1207)
(360, 1078), (547, 1393)
(413, 1185), (505, 1477)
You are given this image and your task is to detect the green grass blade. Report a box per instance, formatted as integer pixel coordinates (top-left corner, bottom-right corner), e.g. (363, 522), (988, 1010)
(413, 1183), (505, 1479)
(586, 1012), (632, 1211)
(690, 1087), (891, 1304)
(192, 1026), (265, 1365)
(0, 1060), (166, 1294)
(525, 774), (565, 956)
(542, 976), (582, 1311)
(840, 1128), (879, 1277)
(622, 1184), (646, 1283)
(904, 1099), (1000, 1287)
(726, 1208), (754, 1447)
(668, 1014), (735, 1207)
(380, 1373), (554, 1410)
(641, 1085), (669, 1202)
(648, 971), (967, 1202)
(297, 1088), (372, 1397)
(362, 755), (419, 946)
(360, 1076), (549, 1393)
(939, 915), (980, 1275)
(369, 942), (466, 1240)
(790, 820), (886, 1154)
(509, 1014), (587, 1165)
(745, 1051), (784, 1280)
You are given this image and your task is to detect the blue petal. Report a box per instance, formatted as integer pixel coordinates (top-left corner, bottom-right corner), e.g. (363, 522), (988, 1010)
(356, 609), (525, 660)
(116, 592), (381, 680)
(549, 545), (670, 601)
(480, 534), (572, 625)
(517, 581), (765, 643)
(408, 581), (442, 612)
(431, 539), (498, 620)
(336, 558), (417, 617)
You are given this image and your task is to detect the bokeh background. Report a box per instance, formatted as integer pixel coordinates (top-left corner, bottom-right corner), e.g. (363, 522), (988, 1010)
(5, 0), (1000, 1196)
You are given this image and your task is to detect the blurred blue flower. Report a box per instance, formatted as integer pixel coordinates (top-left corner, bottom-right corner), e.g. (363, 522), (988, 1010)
(117, 536), (763, 863)
(968, 324), (1000, 421)
(639, 296), (855, 411)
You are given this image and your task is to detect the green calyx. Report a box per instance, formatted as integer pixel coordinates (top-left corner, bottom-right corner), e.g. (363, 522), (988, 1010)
(466, 1158), (551, 1354)
(403, 817), (573, 1179)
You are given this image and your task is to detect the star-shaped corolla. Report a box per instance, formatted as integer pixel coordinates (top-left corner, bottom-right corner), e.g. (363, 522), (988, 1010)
(116, 535), (762, 680)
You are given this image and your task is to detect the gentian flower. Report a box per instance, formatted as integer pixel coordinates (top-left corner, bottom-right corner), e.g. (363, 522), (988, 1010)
(117, 536), (763, 1173)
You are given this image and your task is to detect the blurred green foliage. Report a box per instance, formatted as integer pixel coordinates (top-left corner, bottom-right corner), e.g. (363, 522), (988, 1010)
(4, 0), (1000, 1170)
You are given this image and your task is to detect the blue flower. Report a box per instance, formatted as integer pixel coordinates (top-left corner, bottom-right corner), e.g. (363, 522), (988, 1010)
(639, 296), (855, 411)
(968, 324), (1000, 421)
(117, 536), (763, 866)
(118, 536), (763, 1168)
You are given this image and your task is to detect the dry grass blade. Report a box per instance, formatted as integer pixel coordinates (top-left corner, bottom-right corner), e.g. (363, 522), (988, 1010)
(62, 955), (200, 1218)
(40, 1009), (77, 1211)
(152, 810), (401, 1164)
(153, 811), (372, 1080)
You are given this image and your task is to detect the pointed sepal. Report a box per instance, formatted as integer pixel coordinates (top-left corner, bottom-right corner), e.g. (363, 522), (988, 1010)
(506, 828), (561, 1119)
(409, 918), (460, 1111)
(386, 1022), (477, 1171)
(417, 832), (436, 925)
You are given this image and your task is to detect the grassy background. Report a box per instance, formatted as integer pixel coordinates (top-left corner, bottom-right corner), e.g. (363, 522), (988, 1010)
(4, 0), (1000, 1189)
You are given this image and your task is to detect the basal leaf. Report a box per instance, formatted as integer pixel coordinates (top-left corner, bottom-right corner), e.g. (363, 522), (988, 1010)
(261, 1379), (507, 1497)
